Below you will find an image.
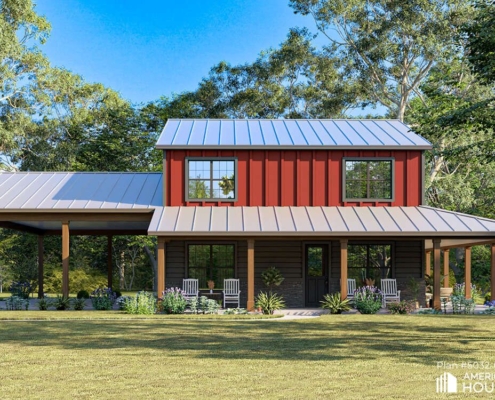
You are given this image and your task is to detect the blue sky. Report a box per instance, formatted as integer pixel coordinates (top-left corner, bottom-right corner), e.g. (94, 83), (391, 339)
(35, 0), (316, 105)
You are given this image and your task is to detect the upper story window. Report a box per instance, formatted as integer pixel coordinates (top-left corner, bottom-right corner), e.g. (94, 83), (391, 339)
(186, 158), (237, 201)
(343, 158), (394, 201)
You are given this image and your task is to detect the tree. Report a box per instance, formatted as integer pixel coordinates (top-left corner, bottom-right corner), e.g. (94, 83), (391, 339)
(290, 0), (472, 121)
(0, 0), (51, 168)
(463, 0), (495, 85)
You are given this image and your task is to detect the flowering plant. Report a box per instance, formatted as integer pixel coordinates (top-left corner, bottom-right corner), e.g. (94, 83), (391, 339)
(354, 285), (383, 314)
(90, 287), (117, 310)
(161, 287), (188, 314)
(453, 282), (481, 304)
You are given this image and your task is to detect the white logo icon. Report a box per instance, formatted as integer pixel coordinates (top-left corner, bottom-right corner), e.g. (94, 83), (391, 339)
(436, 372), (458, 393)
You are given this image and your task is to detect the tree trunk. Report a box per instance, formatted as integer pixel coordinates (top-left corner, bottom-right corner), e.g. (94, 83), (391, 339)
(119, 251), (125, 290)
(144, 245), (157, 291)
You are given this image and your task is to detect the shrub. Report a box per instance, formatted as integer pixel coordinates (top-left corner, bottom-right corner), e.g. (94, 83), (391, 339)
(161, 288), (188, 314)
(73, 298), (86, 311)
(117, 296), (132, 310)
(38, 296), (51, 310)
(255, 291), (286, 315)
(53, 295), (71, 311)
(122, 291), (157, 315)
(485, 292), (492, 303)
(320, 293), (351, 314)
(188, 296), (220, 314)
(451, 294), (475, 314)
(5, 296), (29, 310)
(223, 308), (248, 315)
(354, 286), (383, 314)
(77, 290), (90, 299)
(387, 300), (415, 315)
(261, 267), (284, 289)
(91, 287), (117, 310)
(114, 290), (122, 298)
(9, 281), (33, 299)
(44, 269), (107, 293)
(481, 306), (495, 315)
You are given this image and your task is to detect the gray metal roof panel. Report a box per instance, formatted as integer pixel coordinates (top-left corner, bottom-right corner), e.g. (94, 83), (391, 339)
(157, 119), (432, 149)
(0, 172), (162, 211)
(147, 206), (495, 237)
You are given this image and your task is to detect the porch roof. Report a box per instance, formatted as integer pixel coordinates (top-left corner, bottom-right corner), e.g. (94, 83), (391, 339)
(148, 206), (495, 239)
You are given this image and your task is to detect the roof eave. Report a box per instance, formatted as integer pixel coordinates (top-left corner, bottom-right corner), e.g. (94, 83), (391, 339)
(155, 145), (433, 151)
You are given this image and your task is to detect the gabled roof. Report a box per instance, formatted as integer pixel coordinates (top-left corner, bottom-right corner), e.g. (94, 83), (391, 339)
(156, 119), (432, 150)
(147, 206), (495, 237)
(0, 172), (162, 210)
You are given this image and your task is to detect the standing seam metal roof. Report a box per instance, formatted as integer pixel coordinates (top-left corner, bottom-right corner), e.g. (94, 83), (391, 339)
(147, 206), (495, 236)
(156, 119), (432, 149)
(0, 172), (163, 210)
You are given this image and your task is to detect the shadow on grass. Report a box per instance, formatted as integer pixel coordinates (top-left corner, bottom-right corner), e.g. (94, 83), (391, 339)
(1, 315), (493, 365)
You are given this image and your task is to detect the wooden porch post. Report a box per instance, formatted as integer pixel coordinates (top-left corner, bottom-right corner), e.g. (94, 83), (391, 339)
(247, 239), (255, 310)
(340, 239), (348, 300)
(107, 235), (113, 289)
(62, 221), (70, 298)
(433, 239), (441, 310)
(443, 249), (449, 288)
(157, 237), (166, 298)
(465, 246), (472, 299)
(425, 250), (431, 277)
(38, 235), (44, 298)
(491, 244), (495, 301)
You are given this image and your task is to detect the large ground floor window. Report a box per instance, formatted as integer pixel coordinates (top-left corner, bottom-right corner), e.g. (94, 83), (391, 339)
(187, 244), (235, 289)
(348, 244), (392, 285)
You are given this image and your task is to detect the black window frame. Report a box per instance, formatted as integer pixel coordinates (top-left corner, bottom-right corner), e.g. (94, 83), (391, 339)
(185, 157), (238, 202)
(347, 242), (394, 283)
(186, 243), (237, 289)
(342, 157), (395, 202)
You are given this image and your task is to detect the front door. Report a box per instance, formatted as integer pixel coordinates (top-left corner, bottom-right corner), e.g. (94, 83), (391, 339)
(305, 245), (328, 307)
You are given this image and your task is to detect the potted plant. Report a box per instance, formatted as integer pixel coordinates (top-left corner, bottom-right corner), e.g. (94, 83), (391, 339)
(407, 277), (420, 309)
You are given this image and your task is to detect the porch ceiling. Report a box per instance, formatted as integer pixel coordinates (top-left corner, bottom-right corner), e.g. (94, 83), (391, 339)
(148, 206), (495, 240)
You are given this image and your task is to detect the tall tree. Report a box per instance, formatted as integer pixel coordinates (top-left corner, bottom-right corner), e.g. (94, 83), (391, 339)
(0, 0), (51, 167)
(290, 0), (472, 121)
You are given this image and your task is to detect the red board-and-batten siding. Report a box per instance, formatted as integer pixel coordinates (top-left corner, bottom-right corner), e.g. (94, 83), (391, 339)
(165, 149), (423, 207)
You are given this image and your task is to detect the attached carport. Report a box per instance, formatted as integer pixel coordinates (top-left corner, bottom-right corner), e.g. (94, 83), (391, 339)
(0, 172), (163, 297)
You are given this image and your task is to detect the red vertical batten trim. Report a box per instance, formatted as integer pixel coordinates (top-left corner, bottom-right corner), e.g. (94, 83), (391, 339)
(263, 150), (270, 206)
(311, 151), (315, 206)
(248, 151), (252, 206)
(296, 150), (300, 206)
(280, 151), (284, 206)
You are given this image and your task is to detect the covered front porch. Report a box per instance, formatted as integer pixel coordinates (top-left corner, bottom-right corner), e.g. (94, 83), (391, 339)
(150, 206), (495, 310)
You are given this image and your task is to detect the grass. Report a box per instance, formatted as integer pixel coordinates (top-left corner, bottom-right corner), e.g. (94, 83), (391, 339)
(2, 315), (495, 399)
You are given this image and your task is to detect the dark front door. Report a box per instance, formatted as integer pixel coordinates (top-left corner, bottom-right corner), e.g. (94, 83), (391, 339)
(305, 245), (328, 307)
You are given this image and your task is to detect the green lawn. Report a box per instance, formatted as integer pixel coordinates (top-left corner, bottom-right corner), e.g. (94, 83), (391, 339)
(1, 315), (495, 399)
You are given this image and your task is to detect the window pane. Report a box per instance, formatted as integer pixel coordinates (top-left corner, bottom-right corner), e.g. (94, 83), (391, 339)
(188, 179), (211, 199)
(188, 244), (235, 289)
(348, 244), (392, 285)
(307, 246), (323, 277)
(345, 160), (392, 199)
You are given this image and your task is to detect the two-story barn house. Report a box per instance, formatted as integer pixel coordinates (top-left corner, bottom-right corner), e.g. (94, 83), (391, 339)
(1, 119), (495, 310)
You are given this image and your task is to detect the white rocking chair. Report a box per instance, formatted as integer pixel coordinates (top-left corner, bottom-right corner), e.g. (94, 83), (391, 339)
(347, 279), (357, 299)
(380, 278), (401, 307)
(223, 279), (241, 308)
(182, 279), (199, 301)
